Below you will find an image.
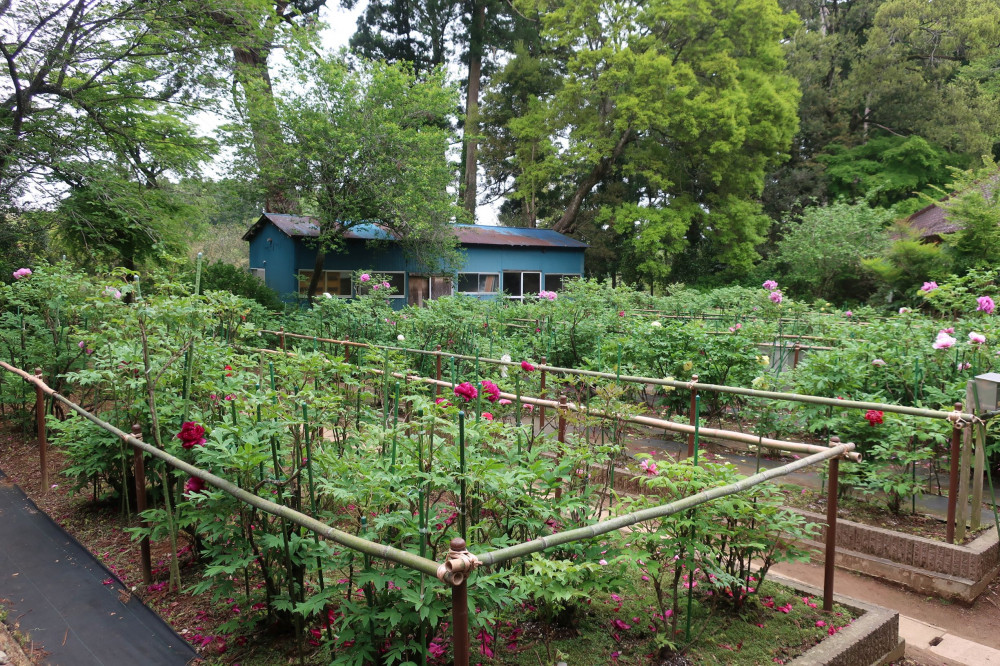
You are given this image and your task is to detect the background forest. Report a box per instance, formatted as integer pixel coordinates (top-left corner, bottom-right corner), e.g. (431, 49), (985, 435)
(2, 0), (1000, 308)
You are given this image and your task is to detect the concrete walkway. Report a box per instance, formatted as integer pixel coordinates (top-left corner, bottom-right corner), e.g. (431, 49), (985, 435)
(0, 471), (197, 666)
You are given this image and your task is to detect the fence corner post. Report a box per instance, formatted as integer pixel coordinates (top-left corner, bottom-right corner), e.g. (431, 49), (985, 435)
(793, 343), (801, 369)
(131, 423), (153, 584)
(946, 402), (963, 544)
(823, 436), (840, 612)
(449, 537), (470, 666)
(34, 367), (47, 493)
(435, 345), (442, 396)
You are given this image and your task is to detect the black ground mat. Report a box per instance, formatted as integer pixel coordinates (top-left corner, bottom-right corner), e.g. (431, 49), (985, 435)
(0, 470), (198, 665)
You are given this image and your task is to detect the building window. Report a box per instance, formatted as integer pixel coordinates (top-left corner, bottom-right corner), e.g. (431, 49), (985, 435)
(503, 271), (541, 299)
(298, 270), (352, 297)
(409, 275), (453, 305)
(355, 272), (405, 298)
(249, 267), (265, 283)
(543, 274), (576, 292)
(458, 273), (499, 294)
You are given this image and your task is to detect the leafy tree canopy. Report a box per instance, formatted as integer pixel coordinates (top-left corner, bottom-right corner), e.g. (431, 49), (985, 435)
(497, 0), (800, 284)
(226, 44), (463, 298)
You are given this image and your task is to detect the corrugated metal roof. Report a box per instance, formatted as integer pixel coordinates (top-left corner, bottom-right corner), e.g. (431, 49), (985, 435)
(452, 224), (588, 248)
(243, 213), (588, 248)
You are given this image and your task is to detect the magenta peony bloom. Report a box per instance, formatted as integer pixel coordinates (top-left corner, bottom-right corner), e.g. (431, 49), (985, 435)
(977, 296), (995, 315)
(969, 331), (986, 344)
(921, 281), (938, 292)
(12, 267), (31, 279)
(520, 360), (535, 372)
(480, 379), (500, 402)
(184, 476), (206, 495)
(453, 382), (478, 402)
(359, 273), (371, 282)
(762, 280), (778, 291)
(769, 291), (783, 304)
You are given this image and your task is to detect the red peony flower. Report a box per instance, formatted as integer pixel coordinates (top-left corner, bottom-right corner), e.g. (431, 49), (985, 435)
(176, 422), (206, 449)
(864, 410), (884, 426)
(184, 476), (206, 495)
(520, 361), (535, 372)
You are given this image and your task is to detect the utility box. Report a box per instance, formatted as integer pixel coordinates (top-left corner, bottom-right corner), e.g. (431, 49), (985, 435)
(973, 373), (1000, 411)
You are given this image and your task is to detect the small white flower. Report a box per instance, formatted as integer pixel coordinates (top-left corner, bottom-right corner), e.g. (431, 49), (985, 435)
(871, 358), (886, 366)
(650, 320), (662, 327)
(397, 334), (405, 342)
(500, 353), (512, 377)
(323, 292), (332, 299)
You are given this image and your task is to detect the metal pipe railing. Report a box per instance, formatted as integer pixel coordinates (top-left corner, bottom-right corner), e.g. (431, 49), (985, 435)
(258, 329), (971, 421)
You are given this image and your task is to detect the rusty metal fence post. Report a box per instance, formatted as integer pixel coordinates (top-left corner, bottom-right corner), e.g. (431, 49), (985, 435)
(132, 423), (153, 584)
(687, 374), (699, 459)
(34, 367), (48, 493)
(435, 345), (442, 397)
(946, 402), (963, 544)
(792, 343), (801, 369)
(538, 357), (547, 432)
(438, 538), (476, 666)
(555, 395), (567, 501)
(279, 326), (286, 351)
(823, 436), (840, 612)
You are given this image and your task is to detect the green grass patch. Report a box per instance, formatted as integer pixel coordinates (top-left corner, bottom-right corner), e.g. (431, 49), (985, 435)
(491, 577), (858, 665)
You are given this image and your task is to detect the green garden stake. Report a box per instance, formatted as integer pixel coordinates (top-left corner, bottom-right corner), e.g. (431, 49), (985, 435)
(300, 403), (332, 641)
(450, 356), (456, 389)
(194, 252), (203, 296)
(515, 374), (522, 425)
(390, 382), (399, 469)
(459, 410), (467, 541)
(230, 398), (237, 424)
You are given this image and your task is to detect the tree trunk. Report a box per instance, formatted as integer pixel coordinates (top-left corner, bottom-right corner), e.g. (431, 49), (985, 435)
(460, 0), (486, 218)
(551, 130), (633, 235)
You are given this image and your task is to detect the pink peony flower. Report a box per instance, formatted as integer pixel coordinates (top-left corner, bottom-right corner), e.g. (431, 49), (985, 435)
(871, 358), (886, 366)
(864, 410), (883, 426)
(977, 296), (995, 315)
(843, 310), (853, 318)
(933, 331), (957, 349)
(769, 291), (783, 304)
(618, 310), (625, 317)
(359, 273), (371, 282)
(482, 412), (494, 421)
(958, 361), (972, 371)
(921, 281), (938, 292)
(969, 331), (986, 344)
(12, 267), (31, 279)
(498, 398), (511, 405)
(898, 307), (911, 314)
(520, 360), (535, 372)
(762, 280), (778, 291)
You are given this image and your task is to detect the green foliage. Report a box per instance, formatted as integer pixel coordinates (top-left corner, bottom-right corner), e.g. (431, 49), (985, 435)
(863, 226), (952, 303)
(498, 0), (800, 282)
(772, 200), (892, 301)
(818, 135), (967, 208)
(201, 261), (284, 311)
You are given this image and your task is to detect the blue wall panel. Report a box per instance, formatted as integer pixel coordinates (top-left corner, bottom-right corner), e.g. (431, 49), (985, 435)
(248, 222), (298, 297)
(248, 223), (586, 305)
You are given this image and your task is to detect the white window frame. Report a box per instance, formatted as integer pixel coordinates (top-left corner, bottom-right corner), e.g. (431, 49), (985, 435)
(503, 271), (542, 300)
(543, 273), (577, 293)
(457, 272), (500, 295)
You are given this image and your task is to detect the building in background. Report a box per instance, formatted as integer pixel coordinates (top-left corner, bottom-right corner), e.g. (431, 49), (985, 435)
(244, 213), (587, 307)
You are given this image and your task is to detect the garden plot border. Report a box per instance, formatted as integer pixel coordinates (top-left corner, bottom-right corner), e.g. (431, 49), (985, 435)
(776, 575), (904, 666)
(788, 508), (1000, 604)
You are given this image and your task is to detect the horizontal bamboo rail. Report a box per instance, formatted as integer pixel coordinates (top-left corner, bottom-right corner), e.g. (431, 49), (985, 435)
(478, 443), (855, 565)
(259, 330), (972, 421)
(0, 361), (443, 579)
(248, 346), (862, 462)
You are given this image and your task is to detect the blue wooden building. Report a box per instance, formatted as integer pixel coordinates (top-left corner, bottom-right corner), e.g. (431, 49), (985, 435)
(243, 213), (587, 307)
